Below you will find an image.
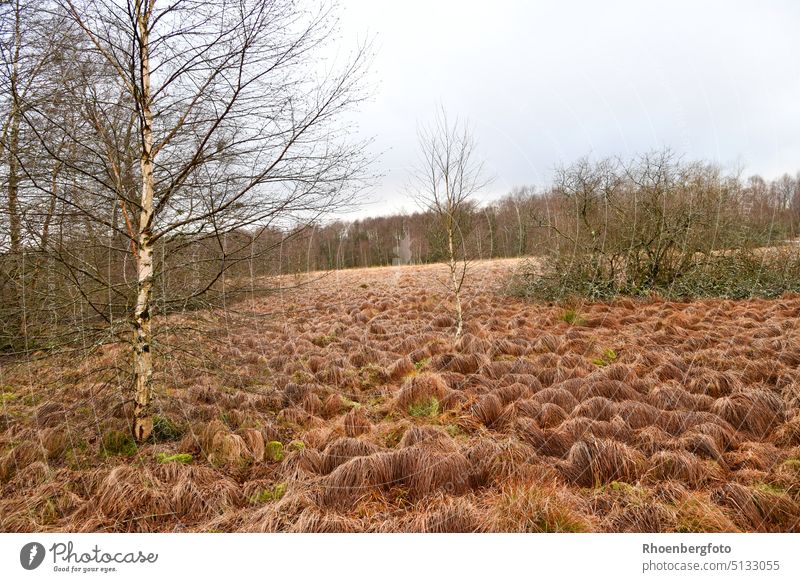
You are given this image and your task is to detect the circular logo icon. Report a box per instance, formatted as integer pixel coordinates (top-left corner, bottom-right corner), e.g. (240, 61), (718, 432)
(20, 542), (46, 570)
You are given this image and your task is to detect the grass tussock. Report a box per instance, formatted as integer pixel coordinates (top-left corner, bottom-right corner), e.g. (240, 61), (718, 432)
(559, 438), (646, 487)
(395, 373), (448, 411)
(483, 483), (593, 532)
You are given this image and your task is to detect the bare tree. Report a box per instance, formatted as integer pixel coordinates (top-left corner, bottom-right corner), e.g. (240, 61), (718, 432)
(412, 109), (489, 338)
(18, 0), (371, 440)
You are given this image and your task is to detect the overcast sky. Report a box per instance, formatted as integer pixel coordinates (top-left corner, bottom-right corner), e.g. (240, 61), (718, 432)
(334, 0), (800, 218)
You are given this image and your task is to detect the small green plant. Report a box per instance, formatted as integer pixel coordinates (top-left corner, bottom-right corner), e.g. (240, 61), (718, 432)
(340, 397), (361, 409)
(414, 358), (431, 372)
(100, 430), (137, 457)
(444, 424), (463, 438)
(65, 440), (89, 470)
(0, 391), (17, 403)
(265, 440), (285, 461)
(408, 397), (439, 418)
(753, 482), (786, 496)
(784, 458), (800, 468)
(287, 440), (305, 452)
(560, 309), (586, 326)
(291, 370), (315, 384)
(311, 332), (338, 347)
(607, 480), (636, 493)
(250, 483), (287, 504)
(359, 364), (386, 389)
(382, 428), (404, 448)
(151, 415), (184, 442)
(155, 452), (193, 464)
(592, 348), (617, 367)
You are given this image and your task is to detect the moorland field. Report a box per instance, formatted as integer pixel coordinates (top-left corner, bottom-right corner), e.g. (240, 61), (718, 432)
(1, 259), (799, 532)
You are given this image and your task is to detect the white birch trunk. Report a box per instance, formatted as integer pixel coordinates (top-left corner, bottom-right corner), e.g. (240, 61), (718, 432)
(132, 4), (155, 442)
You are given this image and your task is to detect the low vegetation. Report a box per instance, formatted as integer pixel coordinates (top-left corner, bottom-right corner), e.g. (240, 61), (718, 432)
(1, 260), (799, 532)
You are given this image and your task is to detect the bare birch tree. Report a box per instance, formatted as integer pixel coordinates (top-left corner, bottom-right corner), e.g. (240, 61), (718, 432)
(412, 109), (489, 338)
(17, 0), (371, 440)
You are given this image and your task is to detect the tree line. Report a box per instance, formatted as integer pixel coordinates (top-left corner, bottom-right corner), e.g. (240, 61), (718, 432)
(278, 159), (800, 274)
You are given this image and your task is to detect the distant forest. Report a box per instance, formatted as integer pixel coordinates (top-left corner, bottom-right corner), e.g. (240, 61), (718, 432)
(275, 164), (800, 273)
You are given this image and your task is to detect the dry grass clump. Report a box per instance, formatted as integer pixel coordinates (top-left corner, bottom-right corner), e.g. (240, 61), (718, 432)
(277, 406), (316, 426)
(398, 425), (451, 448)
(532, 334), (560, 353)
(343, 406), (372, 437)
(775, 415), (800, 447)
(571, 396), (615, 422)
(400, 442), (472, 500)
(463, 438), (503, 487)
(711, 482), (800, 531)
(1, 441), (47, 482)
(648, 383), (711, 411)
(0, 478), (82, 530)
(601, 363), (638, 383)
(207, 432), (252, 469)
(6, 462), (51, 491)
(455, 333), (493, 355)
(387, 356), (415, 381)
(494, 382), (532, 405)
(533, 387), (579, 412)
(395, 372), (448, 411)
(686, 370), (741, 398)
(432, 353), (487, 375)
(280, 447), (323, 480)
(559, 438), (646, 487)
(507, 398), (542, 420)
(470, 393), (504, 427)
(480, 360), (515, 380)
(772, 458), (800, 494)
(482, 482), (594, 532)
(605, 500), (677, 533)
(299, 393), (324, 416)
(515, 418), (572, 458)
(413, 495), (483, 532)
(578, 380), (643, 403)
(483, 440), (553, 484)
(319, 452), (397, 508)
(35, 402), (68, 427)
(645, 450), (717, 488)
(93, 466), (172, 531)
(287, 507), (363, 533)
(169, 468), (243, 521)
(724, 441), (782, 472)
(431, 314), (456, 328)
(711, 389), (785, 438)
(672, 493), (739, 532)
(536, 402), (569, 429)
(615, 400), (660, 429)
(234, 428), (265, 462)
(319, 437), (383, 474)
(676, 431), (726, 464)
(686, 421), (739, 453)
(322, 394), (349, 418)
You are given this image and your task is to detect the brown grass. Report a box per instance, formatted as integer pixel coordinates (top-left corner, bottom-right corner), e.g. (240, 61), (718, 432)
(395, 373), (448, 411)
(3, 258), (800, 532)
(559, 438), (646, 487)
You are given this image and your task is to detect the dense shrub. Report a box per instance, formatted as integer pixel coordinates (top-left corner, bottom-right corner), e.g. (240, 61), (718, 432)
(511, 151), (800, 301)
